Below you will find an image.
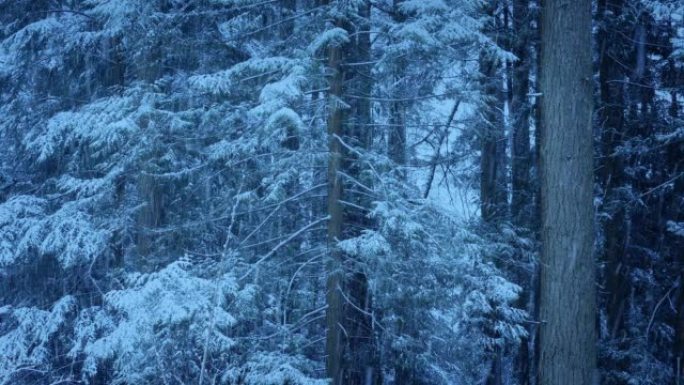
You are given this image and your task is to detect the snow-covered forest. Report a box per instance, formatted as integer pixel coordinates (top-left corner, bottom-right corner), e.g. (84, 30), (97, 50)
(0, 1), (682, 384)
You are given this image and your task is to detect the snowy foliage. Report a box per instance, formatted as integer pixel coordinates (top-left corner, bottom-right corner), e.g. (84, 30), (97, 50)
(0, 296), (76, 384)
(0, 196), (108, 268)
(336, 162), (527, 384)
(3, 0), (678, 385)
(71, 261), (241, 384)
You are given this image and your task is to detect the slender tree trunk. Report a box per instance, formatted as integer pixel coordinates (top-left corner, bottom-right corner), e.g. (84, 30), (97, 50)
(136, 171), (163, 260)
(346, 2), (379, 384)
(388, 100), (406, 169)
(596, 0), (629, 343)
(538, 1), (596, 385)
(479, 3), (508, 384)
(511, 0), (531, 224)
(510, 1), (533, 383)
(675, 271), (684, 385)
(485, 353), (504, 385)
(278, 0), (301, 327)
(389, 0), (407, 173)
(479, 1), (507, 223)
(659, 13), (684, 372)
(325, 16), (345, 385)
(670, 164), (684, 385)
(280, 0), (296, 38)
(325, 3), (378, 385)
(530, 8), (543, 384)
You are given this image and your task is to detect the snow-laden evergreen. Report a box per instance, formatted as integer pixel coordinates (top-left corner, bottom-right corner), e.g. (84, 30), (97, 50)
(0, 1), (528, 384)
(0, 0), (681, 384)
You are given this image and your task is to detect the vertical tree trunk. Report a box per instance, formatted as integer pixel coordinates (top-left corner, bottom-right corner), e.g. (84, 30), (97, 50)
(485, 354), (504, 385)
(479, 4), (508, 384)
(389, 0), (406, 172)
(511, 0), (531, 224)
(510, 1), (533, 383)
(325, 2), (378, 385)
(387, 4), (413, 383)
(538, 2), (596, 385)
(280, 0), (296, 38)
(675, 268), (684, 385)
(596, 0), (629, 343)
(388, 100), (406, 169)
(136, 171), (163, 261)
(325, 16), (345, 385)
(479, 1), (507, 223)
(279, 0), (301, 327)
(346, 2), (379, 384)
(530, 6), (543, 383)
(670, 166), (684, 385)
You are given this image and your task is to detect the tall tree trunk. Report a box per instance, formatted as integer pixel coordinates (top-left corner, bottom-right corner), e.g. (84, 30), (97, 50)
(538, 1), (596, 385)
(346, 2), (379, 384)
(510, 1), (533, 382)
(529, 6), (543, 383)
(278, 0), (301, 327)
(674, 264), (684, 385)
(597, 0), (628, 343)
(325, 2), (378, 385)
(670, 165), (684, 385)
(511, 0), (531, 224)
(479, 1), (507, 223)
(389, 0), (406, 173)
(480, 4), (508, 384)
(325, 15), (346, 385)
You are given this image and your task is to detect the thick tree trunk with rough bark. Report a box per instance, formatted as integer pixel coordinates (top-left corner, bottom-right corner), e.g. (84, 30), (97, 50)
(538, 1), (596, 385)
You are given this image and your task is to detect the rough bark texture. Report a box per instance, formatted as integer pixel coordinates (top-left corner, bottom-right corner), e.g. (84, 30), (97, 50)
(538, 1), (597, 385)
(325, 3), (378, 385)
